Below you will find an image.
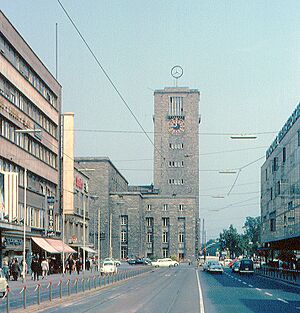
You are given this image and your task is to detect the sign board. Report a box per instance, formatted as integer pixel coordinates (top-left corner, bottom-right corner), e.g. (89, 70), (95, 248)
(75, 176), (83, 190)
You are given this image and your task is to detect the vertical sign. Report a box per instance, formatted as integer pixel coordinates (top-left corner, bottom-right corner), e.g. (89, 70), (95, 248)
(0, 172), (4, 213)
(47, 196), (55, 236)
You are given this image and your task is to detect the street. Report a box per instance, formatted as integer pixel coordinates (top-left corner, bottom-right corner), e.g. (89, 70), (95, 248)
(35, 265), (300, 313)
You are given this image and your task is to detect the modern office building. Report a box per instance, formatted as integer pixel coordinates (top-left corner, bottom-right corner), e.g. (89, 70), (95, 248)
(76, 86), (200, 261)
(261, 102), (300, 254)
(0, 11), (63, 266)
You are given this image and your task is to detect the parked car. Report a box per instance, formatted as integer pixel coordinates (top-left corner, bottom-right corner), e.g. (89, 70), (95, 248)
(232, 261), (240, 273)
(100, 261), (117, 275)
(151, 258), (179, 268)
(0, 270), (8, 296)
(239, 259), (254, 275)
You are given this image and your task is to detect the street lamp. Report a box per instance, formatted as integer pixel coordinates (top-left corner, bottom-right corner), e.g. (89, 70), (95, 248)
(230, 134), (257, 139)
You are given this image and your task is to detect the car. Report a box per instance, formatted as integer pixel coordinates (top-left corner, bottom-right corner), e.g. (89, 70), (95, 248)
(127, 259), (136, 265)
(104, 257), (121, 266)
(231, 261), (240, 273)
(207, 261), (223, 274)
(151, 258), (179, 268)
(100, 261), (118, 275)
(223, 258), (232, 267)
(203, 260), (215, 271)
(0, 270), (8, 296)
(239, 259), (254, 275)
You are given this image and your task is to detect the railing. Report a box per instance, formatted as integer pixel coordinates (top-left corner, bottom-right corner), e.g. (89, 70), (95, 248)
(0, 268), (152, 313)
(255, 266), (300, 286)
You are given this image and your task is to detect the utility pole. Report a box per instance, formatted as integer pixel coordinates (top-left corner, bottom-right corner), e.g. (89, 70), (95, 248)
(97, 206), (101, 271)
(109, 213), (112, 258)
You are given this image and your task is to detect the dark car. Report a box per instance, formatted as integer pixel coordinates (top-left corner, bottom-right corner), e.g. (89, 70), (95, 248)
(239, 259), (254, 275)
(127, 259), (136, 265)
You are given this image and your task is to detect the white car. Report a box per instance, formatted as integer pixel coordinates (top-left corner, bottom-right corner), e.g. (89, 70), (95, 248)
(151, 258), (179, 268)
(207, 261), (223, 274)
(104, 257), (121, 266)
(100, 261), (118, 275)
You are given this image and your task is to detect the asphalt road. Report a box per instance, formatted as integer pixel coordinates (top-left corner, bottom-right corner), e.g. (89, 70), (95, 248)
(38, 264), (200, 313)
(200, 268), (300, 313)
(4, 265), (300, 312)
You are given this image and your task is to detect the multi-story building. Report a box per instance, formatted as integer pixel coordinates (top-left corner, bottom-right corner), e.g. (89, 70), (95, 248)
(76, 86), (200, 261)
(261, 102), (300, 254)
(0, 11), (62, 266)
(75, 157), (128, 259)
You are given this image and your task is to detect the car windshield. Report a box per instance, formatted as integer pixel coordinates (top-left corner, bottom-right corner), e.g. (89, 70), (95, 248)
(104, 262), (114, 266)
(242, 260), (252, 265)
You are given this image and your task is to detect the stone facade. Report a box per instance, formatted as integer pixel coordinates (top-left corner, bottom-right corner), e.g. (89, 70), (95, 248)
(261, 102), (300, 250)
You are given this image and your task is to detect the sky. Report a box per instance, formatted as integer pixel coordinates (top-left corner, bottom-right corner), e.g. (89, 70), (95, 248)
(1, 0), (300, 239)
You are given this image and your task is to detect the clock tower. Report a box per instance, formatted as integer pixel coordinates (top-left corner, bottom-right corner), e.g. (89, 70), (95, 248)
(153, 86), (200, 204)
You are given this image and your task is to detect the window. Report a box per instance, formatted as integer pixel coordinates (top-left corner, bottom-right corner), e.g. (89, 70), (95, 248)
(179, 204), (184, 211)
(265, 168), (268, 181)
(162, 248), (168, 258)
(121, 215), (127, 226)
(276, 181), (280, 195)
(146, 232), (152, 243)
(162, 217), (169, 227)
(298, 130), (300, 146)
(272, 157), (278, 172)
(121, 230), (126, 243)
(162, 231), (168, 243)
(121, 247), (127, 259)
(146, 217), (153, 227)
(270, 187), (273, 200)
(283, 147), (286, 163)
(178, 232), (184, 243)
(146, 204), (152, 211)
(163, 204), (168, 211)
(270, 218), (276, 232)
(169, 97), (183, 116)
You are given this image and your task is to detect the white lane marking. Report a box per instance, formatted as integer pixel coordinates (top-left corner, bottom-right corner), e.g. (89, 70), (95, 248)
(248, 284), (253, 287)
(242, 282), (247, 285)
(296, 307), (300, 310)
(265, 292), (273, 297)
(256, 288), (262, 291)
(238, 279), (242, 282)
(277, 298), (289, 304)
(196, 270), (205, 313)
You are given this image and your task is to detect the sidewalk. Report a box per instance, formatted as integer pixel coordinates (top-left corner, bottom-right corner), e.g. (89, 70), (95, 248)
(7, 270), (101, 290)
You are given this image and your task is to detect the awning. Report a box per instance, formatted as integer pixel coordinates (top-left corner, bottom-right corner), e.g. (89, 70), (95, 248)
(32, 237), (76, 254)
(81, 246), (97, 254)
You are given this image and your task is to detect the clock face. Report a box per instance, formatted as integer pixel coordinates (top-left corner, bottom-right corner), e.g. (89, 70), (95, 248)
(169, 118), (185, 134)
(171, 65), (183, 79)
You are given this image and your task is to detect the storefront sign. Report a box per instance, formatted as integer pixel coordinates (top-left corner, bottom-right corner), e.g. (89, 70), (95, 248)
(266, 102), (300, 159)
(5, 237), (23, 248)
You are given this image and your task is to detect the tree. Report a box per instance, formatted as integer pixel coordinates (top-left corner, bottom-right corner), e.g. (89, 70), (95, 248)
(242, 216), (261, 256)
(219, 225), (243, 258)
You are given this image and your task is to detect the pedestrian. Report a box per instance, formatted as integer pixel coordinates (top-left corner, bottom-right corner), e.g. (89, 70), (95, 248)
(75, 258), (81, 275)
(31, 258), (40, 281)
(41, 258), (49, 279)
(68, 256), (74, 275)
(2, 256), (9, 280)
(11, 259), (20, 281)
(86, 258), (90, 271)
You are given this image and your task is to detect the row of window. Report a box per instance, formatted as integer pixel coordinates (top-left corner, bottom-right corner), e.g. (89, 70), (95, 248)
(0, 75), (57, 138)
(168, 161), (184, 168)
(0, 33), (57, 109)
(146, 231), (185, 243)
(169, 143), (184, 150)
(168, 179), (184, 185)
(0, 117), (57, 169)
(168, 97), (184, 116)
(146, 204), (184, 211)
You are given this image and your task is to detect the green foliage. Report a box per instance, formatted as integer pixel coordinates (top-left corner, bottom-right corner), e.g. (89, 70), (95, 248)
(217, 216), (261, 258)
(170, 255), (178, 261)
